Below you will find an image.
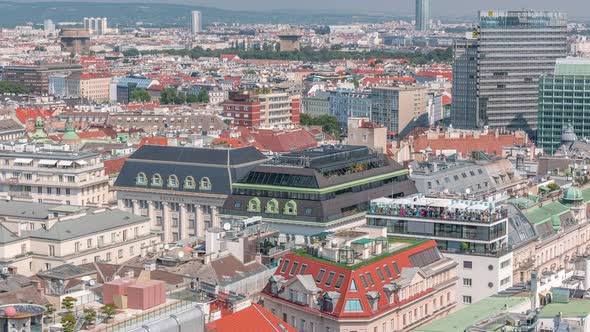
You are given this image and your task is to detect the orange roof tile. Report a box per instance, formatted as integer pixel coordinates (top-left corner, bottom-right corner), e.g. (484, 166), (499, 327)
(205, 303), (297, 332)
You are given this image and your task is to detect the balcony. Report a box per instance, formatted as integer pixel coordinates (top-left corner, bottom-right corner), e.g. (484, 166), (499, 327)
(369, 197), (508, 224)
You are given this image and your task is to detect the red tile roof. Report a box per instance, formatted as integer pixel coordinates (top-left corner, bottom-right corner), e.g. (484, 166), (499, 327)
(205, 303), (297, 332)
(238, 127), (318, 153)
(139, 137), (168, 147)
(412, 131), (532, 157)
(15, 107), (54, 124)
(263, 240), (439, 319)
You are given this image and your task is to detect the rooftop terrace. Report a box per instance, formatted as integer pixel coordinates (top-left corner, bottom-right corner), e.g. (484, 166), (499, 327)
(369, 195), (508, 224)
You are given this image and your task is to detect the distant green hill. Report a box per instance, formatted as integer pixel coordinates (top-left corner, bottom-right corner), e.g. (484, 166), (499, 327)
(0, 1), (398, 27)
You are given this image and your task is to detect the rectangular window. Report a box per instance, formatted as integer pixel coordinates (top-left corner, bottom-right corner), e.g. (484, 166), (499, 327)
(280, 259), (290, 273)
(376, 268), (385, 281)
(289, 262), (299, 275)
(500, 259), (511, 269)
(392, 261), (401, 275)
(118, 249), (123, 258)
(463, 278), (472, 287)
(366, 272), (375, 286)
(383, 265), (393, 279)
(334, 274), (345, 289)
(463, 261), (473, 269)
(325, 271), (336, 286)
(300, 264), (307, 275)
(359, 275), (369, 288)
(501, 276), (511, 286)
(316, 269), (326, 283)
(463, 296), (472, 304)
(344, 299), (364, 312)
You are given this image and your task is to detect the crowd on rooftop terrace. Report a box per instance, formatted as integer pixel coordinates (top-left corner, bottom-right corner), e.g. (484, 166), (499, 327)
(370, 199), (508, 223)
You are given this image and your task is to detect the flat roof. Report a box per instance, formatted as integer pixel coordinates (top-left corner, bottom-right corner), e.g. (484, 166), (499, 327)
(0, 201), (88, 220)
(539, 300), (590, 318)
(414, 296), (529, 332)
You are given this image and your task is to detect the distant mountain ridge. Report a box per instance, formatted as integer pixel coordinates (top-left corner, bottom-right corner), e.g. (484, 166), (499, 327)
(0, 1), (399, 27)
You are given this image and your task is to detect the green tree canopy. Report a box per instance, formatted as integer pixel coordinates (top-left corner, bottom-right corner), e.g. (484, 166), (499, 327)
(0, 81), (28, 94)
(300, 114), (341, 138)
(131, 89), (151, 103)
(196, 89), (209, 103)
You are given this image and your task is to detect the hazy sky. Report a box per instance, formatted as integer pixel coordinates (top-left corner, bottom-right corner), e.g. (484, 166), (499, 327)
(10, 0), (589, 18)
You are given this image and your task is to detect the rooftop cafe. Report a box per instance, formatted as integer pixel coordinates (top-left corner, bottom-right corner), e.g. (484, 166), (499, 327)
(369, 194), (508, 223)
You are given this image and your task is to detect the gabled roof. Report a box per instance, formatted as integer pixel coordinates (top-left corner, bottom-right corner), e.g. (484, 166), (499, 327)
(264, 240), (442, 318)
(205, 303), (297, 332)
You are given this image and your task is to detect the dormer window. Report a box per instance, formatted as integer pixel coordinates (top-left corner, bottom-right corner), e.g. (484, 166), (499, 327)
(199, 177), (212, 190)
(184, 176), (196, 189)
(284, 200), (297, 215)
(136, 172), (147, 185)
(248, 198), (261, 212)
(265, 199), (279, 214)
(168, 175), (179, 188)
(151, 174), (162, 186)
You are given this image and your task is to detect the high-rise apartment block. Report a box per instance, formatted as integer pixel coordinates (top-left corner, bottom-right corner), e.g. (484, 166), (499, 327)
(370, 86), (427, 137)
(415, 0), (430, 31)
(222, 91), (301, 128)
(191, 11), (202, 34)
(452, 10), (567, 134)
(538, 58), (590, 154)
(83, 17), (108, 35)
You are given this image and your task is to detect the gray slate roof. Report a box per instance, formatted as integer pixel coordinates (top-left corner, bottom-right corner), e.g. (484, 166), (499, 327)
(0, 201), (88, 220)
(26, 210), (148, 241)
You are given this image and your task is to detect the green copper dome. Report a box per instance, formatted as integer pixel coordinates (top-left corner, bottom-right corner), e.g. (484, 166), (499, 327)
(563, 186), (584, 202)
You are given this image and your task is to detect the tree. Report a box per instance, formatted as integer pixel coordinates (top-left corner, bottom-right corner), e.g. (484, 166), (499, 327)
(131, 89), (151, 103)
(61, 296), (77, 312)
(45, 303), (56, 322)
(101, 304), (118, 322)
(196, 89), (209, 103)
(0, 81), (28, 94)
(186, 94), (198, 103)
(61, 314), (76, 332)
(160, 87), (185, 105)
(83, 308), (97, 328)
(300, 114), (341, 138)
(122, 48), (140, 57)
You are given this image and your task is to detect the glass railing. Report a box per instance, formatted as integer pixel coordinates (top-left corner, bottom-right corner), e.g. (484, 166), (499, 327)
(369, 204), (508, 223)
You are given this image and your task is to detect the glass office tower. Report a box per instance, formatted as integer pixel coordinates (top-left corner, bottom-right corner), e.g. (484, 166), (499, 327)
(452, 10), (567, 136)
(415, 0), (430, 31)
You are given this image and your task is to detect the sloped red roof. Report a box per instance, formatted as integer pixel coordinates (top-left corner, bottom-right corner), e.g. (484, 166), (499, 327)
(263, 240), (439, 319)
(442, 95), (452, 106)
(238, 127), (318, 153)
(16, 107), (54, 124)
(205, 303), (297, 332)
(139, 137), (168, 147)
(412, 131), (532, 157)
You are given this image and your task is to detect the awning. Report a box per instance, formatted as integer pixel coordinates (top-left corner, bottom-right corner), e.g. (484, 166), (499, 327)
(14, 158), (33, 164)
(57, 160), (73, 167)
(39, 159), (58, 166)
(75, 160), (88, 166)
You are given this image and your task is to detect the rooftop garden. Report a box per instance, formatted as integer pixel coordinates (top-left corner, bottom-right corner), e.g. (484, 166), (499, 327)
(293, 237), (426, 270)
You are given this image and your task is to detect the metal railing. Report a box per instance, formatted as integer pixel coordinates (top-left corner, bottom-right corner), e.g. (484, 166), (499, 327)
(95, 300), (196, 332)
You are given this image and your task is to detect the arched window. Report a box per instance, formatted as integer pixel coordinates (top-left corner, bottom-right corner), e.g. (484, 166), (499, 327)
(136, 172), (147, 185)
(151, 173), (162, 186)
(168, 175), (179, 188)
(200, 177), (212, 190)
(266, 199), (279, 214)
(184, 176), (196, 189)
(284, 200), (297, 215)
(248, 198), (261, 212)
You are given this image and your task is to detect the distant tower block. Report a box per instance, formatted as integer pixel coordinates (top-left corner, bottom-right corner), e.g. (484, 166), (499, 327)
(278, 30), (303, 52)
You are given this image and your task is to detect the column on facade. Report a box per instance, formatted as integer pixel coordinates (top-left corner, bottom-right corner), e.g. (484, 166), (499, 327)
(179, 203), (189, 241)
(211, 206), (220, 229)
(117, 199), (124, 210)
(196, 204), (204, 239)
(132, 199), (140, 215)
(162, 202), (172, 243)
(147, 200), (157, 230)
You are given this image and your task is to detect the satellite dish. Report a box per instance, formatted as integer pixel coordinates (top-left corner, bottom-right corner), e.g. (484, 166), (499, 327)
(164, 244), (170, 250)
(178, 251), (185, 258)
(223, 222), (231, 231)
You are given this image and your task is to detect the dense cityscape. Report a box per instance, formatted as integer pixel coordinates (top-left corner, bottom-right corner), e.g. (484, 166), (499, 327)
(1, 0), (590, 331)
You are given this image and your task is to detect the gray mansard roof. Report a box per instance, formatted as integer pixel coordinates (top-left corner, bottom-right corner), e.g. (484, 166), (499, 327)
(114, 145), (268, 196)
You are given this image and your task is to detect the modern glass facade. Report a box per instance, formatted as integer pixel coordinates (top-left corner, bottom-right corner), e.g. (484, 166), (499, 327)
(538, 72), (590, 154)
(452, 10), (567, 135)
(415, 0), (430, 32)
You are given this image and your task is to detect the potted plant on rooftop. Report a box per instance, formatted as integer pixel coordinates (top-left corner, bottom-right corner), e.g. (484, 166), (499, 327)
(101, 304), (118, 324)
(83, 308), (97, 330)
